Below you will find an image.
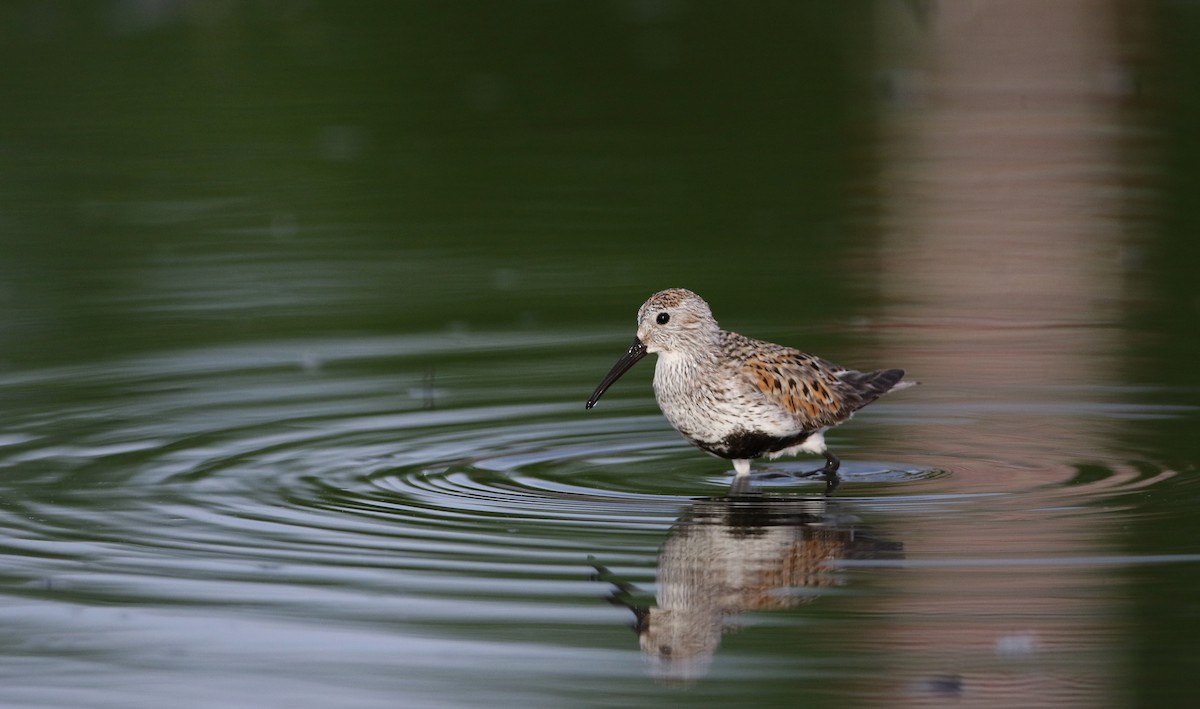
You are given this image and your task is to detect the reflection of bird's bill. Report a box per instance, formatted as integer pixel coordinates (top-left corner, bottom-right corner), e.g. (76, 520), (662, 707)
(585, 337), (647, 409)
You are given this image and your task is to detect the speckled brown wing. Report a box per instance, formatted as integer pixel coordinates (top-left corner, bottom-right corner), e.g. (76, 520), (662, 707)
(734, 336), (854, 429)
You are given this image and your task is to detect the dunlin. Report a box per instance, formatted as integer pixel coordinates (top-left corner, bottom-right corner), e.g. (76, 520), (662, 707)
(586, 288), (914, 480)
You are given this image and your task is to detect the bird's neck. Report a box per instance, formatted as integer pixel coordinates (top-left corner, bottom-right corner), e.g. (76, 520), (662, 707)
(655, 337), (720, 384)
(669, 331), (721, 363)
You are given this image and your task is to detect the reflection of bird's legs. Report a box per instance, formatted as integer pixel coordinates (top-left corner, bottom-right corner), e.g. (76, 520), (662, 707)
(822, 469), (840, 495)
(728, 473), (755, 496)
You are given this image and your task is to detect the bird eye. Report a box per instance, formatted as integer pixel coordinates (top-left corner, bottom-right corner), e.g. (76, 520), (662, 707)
(656, 312), (670, 325)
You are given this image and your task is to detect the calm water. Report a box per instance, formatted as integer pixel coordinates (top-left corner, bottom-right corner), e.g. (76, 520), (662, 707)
(2, 3), (1199, 708)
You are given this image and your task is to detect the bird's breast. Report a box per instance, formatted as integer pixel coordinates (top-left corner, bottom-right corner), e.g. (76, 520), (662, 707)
(652, 355), (797, 445)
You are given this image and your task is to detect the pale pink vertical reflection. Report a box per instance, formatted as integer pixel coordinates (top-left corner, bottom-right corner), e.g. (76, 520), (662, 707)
(865, 1), (1147, 706)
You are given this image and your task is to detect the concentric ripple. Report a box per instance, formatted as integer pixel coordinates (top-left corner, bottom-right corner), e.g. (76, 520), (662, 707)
(0, 333), (1193, 707)
(0, 334), (1186, 567)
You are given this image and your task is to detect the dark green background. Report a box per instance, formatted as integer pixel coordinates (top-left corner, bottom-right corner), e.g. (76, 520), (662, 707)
(0, 2), (876, 364)
(1, 2), (1198, 707)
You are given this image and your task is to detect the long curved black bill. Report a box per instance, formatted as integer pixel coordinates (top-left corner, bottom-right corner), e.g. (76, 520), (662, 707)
(585, 338), (647, 409)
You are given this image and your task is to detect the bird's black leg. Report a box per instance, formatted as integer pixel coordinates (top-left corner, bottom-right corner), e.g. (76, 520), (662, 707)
(799, 450), (841, 477)
(821, 450), (841, 474)
(819, 451), (841, 494)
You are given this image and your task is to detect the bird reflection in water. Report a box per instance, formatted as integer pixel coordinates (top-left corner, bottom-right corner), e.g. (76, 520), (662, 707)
(593, 492), (903, 684)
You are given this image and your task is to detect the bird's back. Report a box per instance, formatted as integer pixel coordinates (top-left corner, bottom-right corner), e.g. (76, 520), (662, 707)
(725, 331), (908, 431)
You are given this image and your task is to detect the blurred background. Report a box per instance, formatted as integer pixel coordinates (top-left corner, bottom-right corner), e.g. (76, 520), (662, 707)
(1, 1), (1195, 367)
(1, 1), (886, 361)
(1, 1), (1198, 707)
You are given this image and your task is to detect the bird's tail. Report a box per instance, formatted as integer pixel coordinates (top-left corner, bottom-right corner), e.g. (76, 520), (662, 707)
(839, 368), (918, 406)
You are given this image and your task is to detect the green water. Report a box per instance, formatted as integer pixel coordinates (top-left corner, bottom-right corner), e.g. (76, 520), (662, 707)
(1, 2), (1198, 708)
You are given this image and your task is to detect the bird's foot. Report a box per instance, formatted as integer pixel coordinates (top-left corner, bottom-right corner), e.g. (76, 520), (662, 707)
(786, 467), (839, 494)
(751, 470), (792, 480)
(730, 452), (842, 494)
(742, 466), (838, 483)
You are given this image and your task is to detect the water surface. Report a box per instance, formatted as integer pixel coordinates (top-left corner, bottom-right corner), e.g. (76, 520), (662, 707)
(1, 2), (1199, 708)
